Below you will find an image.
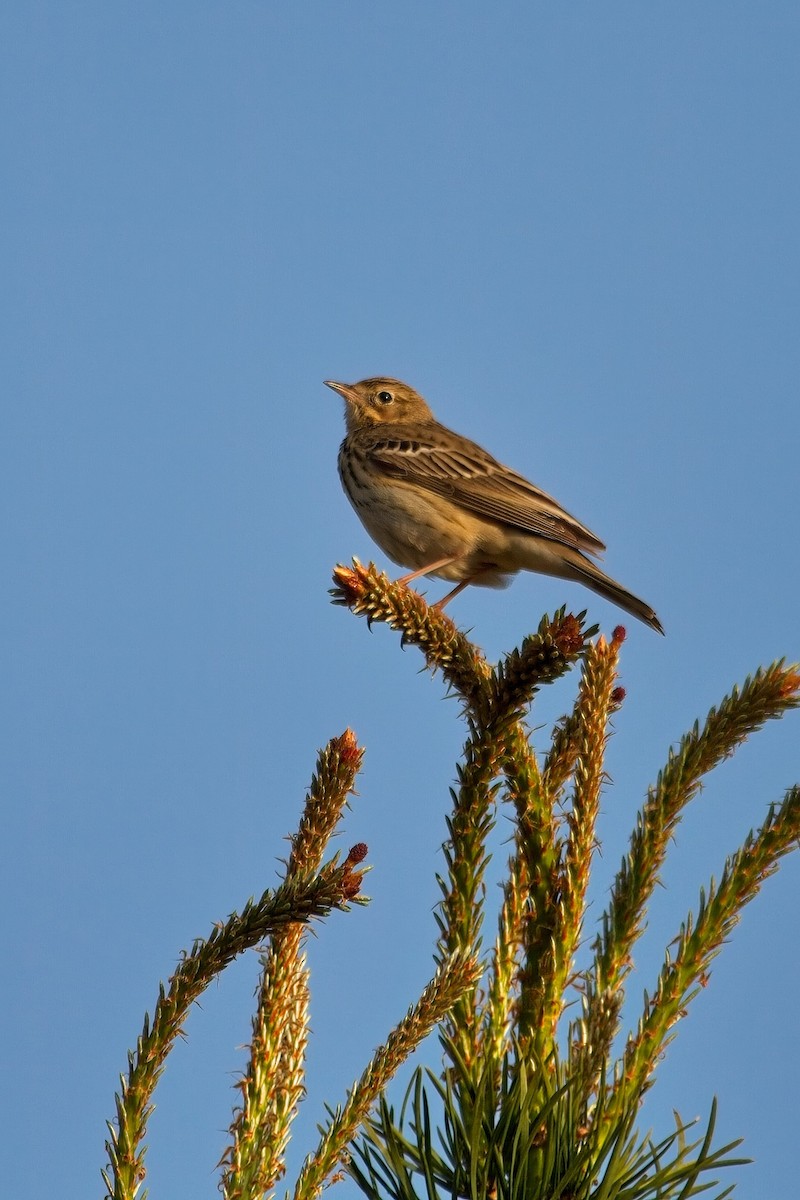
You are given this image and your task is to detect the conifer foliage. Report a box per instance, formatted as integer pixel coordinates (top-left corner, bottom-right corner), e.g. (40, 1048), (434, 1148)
(104, 560), (799, 1200)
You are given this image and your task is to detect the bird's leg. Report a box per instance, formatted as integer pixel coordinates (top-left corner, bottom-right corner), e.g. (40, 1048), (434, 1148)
(434, 564), (503, 609)
(395, 556), (462, 587)
(433, 577), (474, 609)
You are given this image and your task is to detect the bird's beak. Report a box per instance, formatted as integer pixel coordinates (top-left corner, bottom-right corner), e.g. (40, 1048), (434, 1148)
(324, 379), (358, 404)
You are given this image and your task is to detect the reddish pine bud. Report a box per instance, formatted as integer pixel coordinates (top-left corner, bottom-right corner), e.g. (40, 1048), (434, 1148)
(611, 686), (627, 706)
(779, 669), (800, 698)
(335, 729), (363, 768)
(555, 614), (585, 655)
(341, 871), (364, 899)
(345, 842), (368, 866)
(612, 625), (627, 645)
(332, 562), (368, 601)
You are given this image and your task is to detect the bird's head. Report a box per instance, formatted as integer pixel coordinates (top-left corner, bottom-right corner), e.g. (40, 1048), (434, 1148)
(324, 377), (435, 431)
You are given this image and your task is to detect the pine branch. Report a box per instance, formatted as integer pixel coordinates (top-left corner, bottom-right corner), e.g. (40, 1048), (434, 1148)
(331, 560), (491, 708)
(485, 615), (594, 1060)
(589, 663), (800, 1018)
(495, 726), (560, 1057)
(334, 575), (799, 1200)
(332, 569), (593, 1085)
(608, 784), (800, 1122)
(437, 610), (590, 1080)
(482, 608), (591, 728)
(103, 862), (368, 1200)
(541, 631), (621, 1074)
(220, 733), (365, 1200)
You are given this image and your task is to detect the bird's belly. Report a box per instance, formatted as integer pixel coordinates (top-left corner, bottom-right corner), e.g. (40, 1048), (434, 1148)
(345, 479), (538, 588)
(346, 479), (479, 575)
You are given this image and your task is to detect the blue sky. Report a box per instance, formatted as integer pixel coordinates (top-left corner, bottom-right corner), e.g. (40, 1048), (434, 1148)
(2, 4), (798, 1198)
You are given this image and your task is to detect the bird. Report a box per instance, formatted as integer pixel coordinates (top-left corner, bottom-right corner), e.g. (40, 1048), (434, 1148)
(325, 376), (663, 634)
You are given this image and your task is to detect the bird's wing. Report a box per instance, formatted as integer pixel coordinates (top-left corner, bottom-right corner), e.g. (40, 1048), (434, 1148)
(368, 427), (606, 555)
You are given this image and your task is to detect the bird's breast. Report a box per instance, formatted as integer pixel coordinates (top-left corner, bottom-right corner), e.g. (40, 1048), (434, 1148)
(338, 442), (481, 572)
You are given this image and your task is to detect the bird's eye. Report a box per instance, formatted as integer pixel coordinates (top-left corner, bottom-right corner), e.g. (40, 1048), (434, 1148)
(376, 390), (394, 404)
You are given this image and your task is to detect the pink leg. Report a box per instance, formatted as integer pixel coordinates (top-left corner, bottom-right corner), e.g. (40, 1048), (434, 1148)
(432, 577), (473, 609)
(433, 564), (501, 609)
(396, 556), (462, 586)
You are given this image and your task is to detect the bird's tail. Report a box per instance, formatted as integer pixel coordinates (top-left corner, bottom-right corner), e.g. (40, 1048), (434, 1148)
(567, 555), (664, 635)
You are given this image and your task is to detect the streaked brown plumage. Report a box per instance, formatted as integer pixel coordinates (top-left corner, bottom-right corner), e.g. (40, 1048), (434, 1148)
(325, 376), (663, 633)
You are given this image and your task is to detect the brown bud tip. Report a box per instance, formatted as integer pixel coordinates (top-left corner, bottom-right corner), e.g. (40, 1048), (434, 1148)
(335, 729), (363, 768)
(341, 871), (364, 899)
(611, 686), (627, 706)
(332, 563), (367, 601)
(612, 625), (627, 645)
(555, 613), (585, 655)
(345, 841), (368, 865)
(779, 669), (800, 698)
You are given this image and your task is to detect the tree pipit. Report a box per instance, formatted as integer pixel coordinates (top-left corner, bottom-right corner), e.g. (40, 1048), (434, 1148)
(326, 376), (663, 633)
